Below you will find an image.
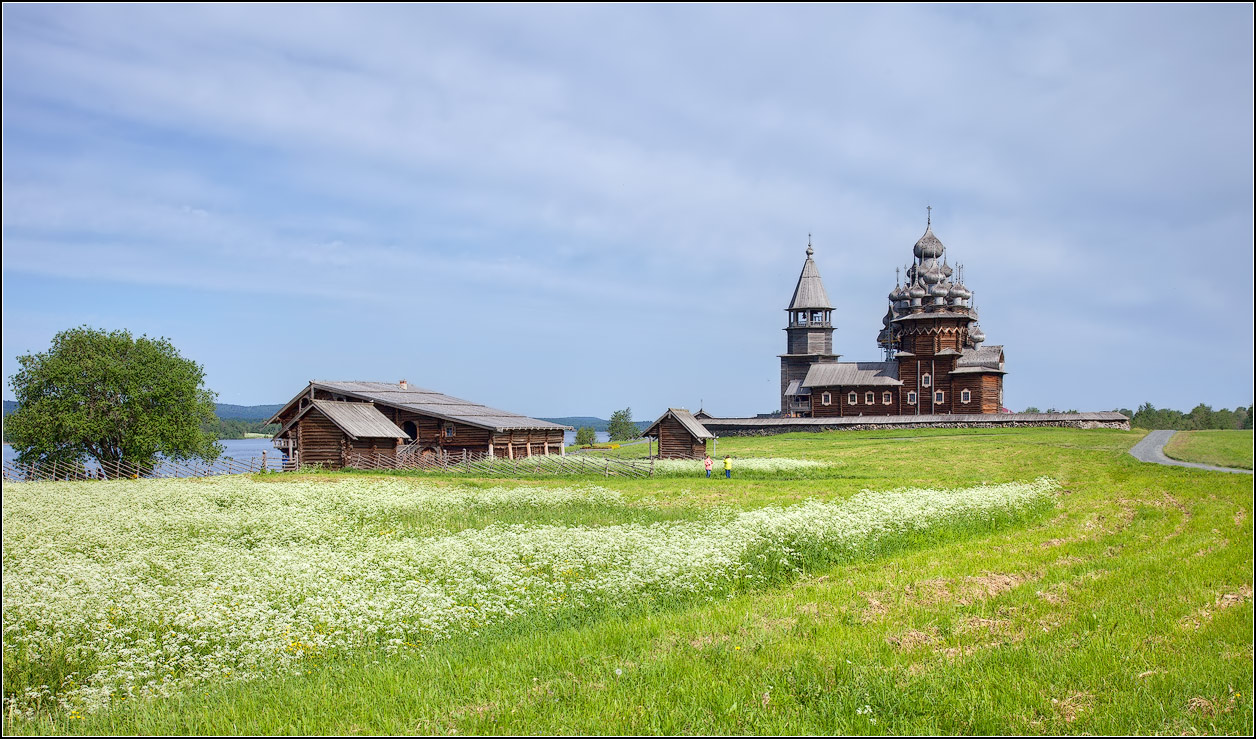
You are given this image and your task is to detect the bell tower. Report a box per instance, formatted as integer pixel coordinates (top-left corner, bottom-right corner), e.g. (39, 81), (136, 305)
(779, 237), (839, 414)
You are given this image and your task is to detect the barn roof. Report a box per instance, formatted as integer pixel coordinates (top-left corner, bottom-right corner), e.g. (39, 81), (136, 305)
(269, 381), (570, 433)
(802, 361), (902, 388)
(644, 408), (715, 440)
(275, 399), (407, 440)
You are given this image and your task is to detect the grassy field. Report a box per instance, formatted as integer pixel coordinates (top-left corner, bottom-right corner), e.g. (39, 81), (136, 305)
(3, 427), (1252, 735)
(1163, 429), (1253, 470)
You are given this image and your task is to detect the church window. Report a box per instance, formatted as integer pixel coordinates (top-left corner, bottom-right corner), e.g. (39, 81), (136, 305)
(935, 391), (944, 404)
(848, 392), (857, 405)
(883, 391), (892, 404)
(444, 424), (456, 439)
(821, 392), (831, 406)
(922, 374), (932, 388)
(961, 389), (971, 404)
(865, 392), (874, 405)
(907, 391), (917, 404)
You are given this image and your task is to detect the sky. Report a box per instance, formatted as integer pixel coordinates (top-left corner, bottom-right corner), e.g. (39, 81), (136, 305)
(2, 4), (1252, 419)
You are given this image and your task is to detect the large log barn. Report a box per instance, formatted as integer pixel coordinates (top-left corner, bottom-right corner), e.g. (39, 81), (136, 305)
(781, 213), (1006, 417)
(268, 380), (568, 468)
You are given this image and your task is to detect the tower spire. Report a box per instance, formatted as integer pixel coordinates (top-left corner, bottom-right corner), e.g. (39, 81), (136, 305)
(806, 233), (813, 257)
(927, 205), (932, 227)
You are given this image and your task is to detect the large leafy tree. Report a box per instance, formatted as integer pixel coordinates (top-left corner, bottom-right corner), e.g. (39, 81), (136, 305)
(607, 407), (638, 442)
(7, 326), (222, 467)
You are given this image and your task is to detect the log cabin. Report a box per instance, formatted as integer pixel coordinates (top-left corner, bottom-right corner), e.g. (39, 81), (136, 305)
(643, 408), (714, 459)
(268, 380), (569, 468)
(781, 215), (1006, 417)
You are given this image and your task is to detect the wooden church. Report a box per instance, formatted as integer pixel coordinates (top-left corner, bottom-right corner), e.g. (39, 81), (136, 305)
(780, 214), (1006, 417)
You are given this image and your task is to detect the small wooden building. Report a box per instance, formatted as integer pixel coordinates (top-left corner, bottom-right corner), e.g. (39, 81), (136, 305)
(269, 380), (570, 468)
(644, 408), (714, 459)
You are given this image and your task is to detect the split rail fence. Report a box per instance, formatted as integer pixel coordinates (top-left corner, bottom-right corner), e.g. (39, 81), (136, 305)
(2, 454), (294, 482)
(2, 450), (655, 481)
(345, 449), (655, 478)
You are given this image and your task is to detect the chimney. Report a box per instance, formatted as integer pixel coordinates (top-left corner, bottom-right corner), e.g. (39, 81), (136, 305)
(399, 379), (408, 389)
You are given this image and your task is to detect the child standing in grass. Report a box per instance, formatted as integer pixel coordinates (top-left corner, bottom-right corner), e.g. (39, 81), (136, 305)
(724, 455), (732, 479)
(704, 454), (713, 478)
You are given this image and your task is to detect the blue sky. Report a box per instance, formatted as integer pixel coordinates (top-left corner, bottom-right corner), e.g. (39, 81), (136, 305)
(3, 4), (1252, 418)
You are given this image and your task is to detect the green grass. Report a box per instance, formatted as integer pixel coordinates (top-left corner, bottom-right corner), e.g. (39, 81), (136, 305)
(1163, 429), (1253, 470)
(6, 427), (1252, 735)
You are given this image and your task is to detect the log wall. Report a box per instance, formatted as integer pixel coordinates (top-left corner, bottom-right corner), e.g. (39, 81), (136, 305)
(656, 416), (707, 459)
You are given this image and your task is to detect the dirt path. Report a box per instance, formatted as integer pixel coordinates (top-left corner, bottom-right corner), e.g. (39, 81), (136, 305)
(1128, 429), (1252, 475)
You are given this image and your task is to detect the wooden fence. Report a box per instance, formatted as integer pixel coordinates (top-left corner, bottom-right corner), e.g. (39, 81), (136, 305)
(344, 449), (655, 478)
(2, 453), (295, 482)
(2, 450), (654, 481)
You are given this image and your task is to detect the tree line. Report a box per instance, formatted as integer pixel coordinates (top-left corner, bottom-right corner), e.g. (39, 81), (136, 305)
(1022, 403), (1254, 430)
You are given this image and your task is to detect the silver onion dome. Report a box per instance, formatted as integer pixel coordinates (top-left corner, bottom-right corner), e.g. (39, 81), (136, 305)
(909, 280), (927, 299)
(969, 323), (986, 345)
(929, 281), (950, 298)
(913, 226), (946, 260)
(948, 282), (972, 300)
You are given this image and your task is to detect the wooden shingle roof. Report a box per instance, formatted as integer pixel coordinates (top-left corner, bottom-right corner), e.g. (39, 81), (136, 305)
(275, 399), (407, 440)
(269, 381), (570, 433)
(644, 408), (715, 440)
(802, 362), (902, 388)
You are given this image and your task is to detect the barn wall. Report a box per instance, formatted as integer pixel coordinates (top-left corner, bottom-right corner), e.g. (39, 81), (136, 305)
(297, 410), (345, 468)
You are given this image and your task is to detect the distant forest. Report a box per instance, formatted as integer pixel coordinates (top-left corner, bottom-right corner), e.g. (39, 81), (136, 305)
(1119, 403), (1253, 431)
(1020, 403), (1252, 430)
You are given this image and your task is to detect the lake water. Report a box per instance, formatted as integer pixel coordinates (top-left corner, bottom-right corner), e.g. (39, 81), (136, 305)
(3, 432), (610, 467)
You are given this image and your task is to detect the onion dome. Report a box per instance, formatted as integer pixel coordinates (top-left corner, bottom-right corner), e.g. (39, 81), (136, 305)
(913, 226), (946, 259)
(909, 280), (927, 299)
(948, 282), (972, 300)
(969, 323), (986, 345)
(919, 259), (944, 285)
(929, 281), (950, 298)
(941, 260), (953, 278)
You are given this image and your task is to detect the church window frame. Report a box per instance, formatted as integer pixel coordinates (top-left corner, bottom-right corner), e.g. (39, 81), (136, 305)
(865, 391), (874, 405)
(820, 391), (831, 406)
(444, 424), (456, 440)
(847, 391), (857, 405)
(961, 389), (971, 404)
(907, 391), (917, 405)
(934, 390), (945, 404)
(922, 373), (932, 388)
(883, 391), (892, 405)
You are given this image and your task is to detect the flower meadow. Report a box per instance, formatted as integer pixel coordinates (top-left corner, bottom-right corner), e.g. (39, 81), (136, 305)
(2, 475), (1057, 717)
(652, 457), (830, 477)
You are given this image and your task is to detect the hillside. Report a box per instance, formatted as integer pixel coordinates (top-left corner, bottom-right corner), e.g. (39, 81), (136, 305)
(539, 416), (652, 433)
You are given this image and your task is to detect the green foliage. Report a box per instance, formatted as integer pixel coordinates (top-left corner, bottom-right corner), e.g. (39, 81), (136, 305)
(6, 326), (222, 467)
(1023, 406), (1041, 413)
(574, 427), (597, 446)
(607, 407), (638, 441)
(1128, 402), (1252, 430)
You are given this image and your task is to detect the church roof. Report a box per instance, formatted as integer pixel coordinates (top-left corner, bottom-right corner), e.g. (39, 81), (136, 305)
(802, 361), (902, 387)
(957, 345), (1004, 369)
(787, 244), (833, 310)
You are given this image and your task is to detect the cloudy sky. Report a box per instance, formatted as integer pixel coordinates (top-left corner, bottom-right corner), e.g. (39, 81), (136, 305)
(3, 4), (1252, 418)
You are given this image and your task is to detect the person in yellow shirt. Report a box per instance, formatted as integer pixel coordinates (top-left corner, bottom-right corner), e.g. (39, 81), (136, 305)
(723, 455), (732, 479)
